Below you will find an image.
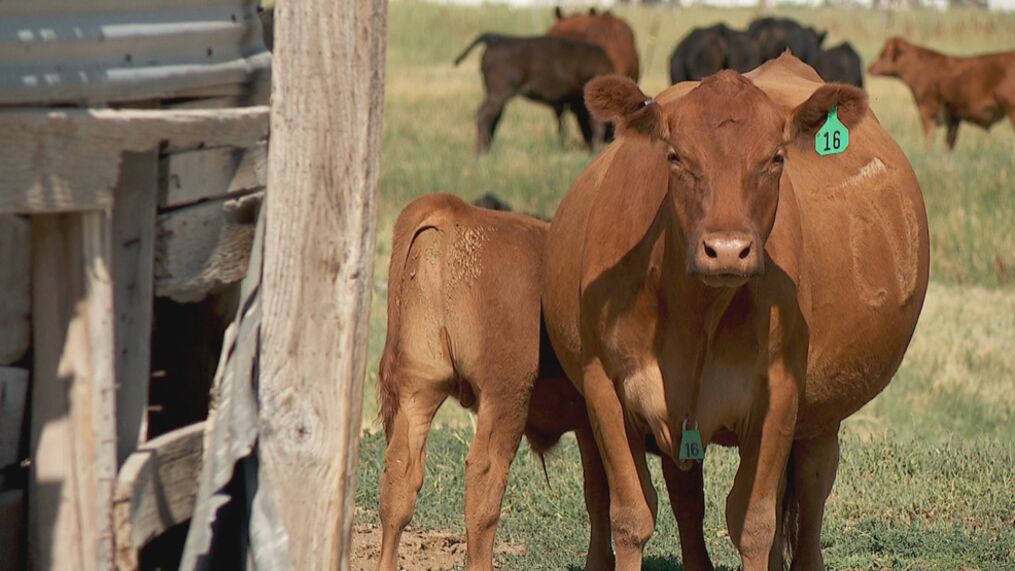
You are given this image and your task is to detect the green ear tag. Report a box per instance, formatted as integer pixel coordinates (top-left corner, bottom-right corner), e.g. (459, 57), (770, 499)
(815, 106), (849, 157)
(678, 429), (705, 461)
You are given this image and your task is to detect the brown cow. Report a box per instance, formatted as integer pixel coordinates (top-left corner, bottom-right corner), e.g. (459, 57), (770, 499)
(377, 193), (711, 570)
(868, 37), (1015, 149)
(546, 8), (640, 145)
(547, 7), (640, 82)
(376, 193), (616, 571)
(542, 54), (929, 570)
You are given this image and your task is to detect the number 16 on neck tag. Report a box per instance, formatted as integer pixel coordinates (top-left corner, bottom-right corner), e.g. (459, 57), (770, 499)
(816, 106), (849, 157)
(679, 420), (705, 462)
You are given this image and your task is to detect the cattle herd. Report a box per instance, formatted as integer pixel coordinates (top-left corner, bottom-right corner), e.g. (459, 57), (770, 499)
(375, 7), (1013, 571)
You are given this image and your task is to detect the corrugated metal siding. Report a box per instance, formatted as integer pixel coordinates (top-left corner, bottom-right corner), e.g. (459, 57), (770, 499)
(0, 0), (270, 105)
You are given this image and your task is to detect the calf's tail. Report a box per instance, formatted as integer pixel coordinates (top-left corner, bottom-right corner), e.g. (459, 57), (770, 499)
(453, 33), (500, 66)
(780, 450), (799, 570)
(378, 195), (457, 437)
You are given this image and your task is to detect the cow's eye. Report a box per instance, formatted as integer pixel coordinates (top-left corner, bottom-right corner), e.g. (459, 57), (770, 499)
(667, 151), (681, 164)
(771, 152), (785, 166)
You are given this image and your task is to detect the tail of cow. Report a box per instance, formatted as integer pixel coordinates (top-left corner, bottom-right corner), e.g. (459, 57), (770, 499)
(780, 450), (800, 569)
(453, 33), (503, 66)
(378, 194), (458, 437)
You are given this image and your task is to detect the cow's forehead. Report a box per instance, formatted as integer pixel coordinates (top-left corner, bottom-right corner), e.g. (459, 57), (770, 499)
(666, 72), (785, 152)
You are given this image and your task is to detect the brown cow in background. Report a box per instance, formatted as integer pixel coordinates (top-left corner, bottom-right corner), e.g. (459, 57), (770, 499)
(547, 7), (641, 82)
(543, 55), (929, 570)
(869, 37), (1015, 149)
(547, 7), (640, 144)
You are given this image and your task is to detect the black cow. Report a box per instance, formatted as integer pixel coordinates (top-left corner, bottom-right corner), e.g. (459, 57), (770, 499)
(454, 34), (614, 153)
(815, 42), (864, 87)
(472, 193), (513, 212)
(471, 193), (551, 222)
(668, 24), (760, 84)
(748, 17), (826, 66)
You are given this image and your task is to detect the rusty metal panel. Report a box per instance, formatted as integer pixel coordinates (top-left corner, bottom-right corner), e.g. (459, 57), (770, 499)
(0, 0), (270, 105)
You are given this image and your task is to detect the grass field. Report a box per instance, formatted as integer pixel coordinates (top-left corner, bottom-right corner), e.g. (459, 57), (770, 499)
(355, 2), (1015, 569)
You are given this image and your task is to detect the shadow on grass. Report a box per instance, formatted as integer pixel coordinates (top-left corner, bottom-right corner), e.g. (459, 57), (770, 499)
(568, 557), (736, 571)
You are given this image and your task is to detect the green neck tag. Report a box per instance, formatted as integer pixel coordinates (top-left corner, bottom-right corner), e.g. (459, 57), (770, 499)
(678, 429), (705, 461)
(815, 106), (849, 157)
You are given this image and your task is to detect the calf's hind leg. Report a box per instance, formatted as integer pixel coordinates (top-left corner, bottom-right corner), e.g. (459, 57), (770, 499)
(377, 379), (448, 571)
(576, 424), (615, 571)
(464, 385), (530, 570)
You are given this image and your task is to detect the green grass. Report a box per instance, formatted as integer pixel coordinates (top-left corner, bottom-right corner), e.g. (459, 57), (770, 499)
(357, 2), (1015, 568)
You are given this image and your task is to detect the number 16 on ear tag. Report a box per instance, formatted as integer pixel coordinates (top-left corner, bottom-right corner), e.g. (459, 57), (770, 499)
(679, 424), (705, 461)
(816, 106), (849, 157)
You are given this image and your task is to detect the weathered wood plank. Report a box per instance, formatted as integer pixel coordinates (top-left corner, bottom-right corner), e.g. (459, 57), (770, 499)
(0, 367), (28, 489)
(159, 142), (268, 209)
(258, 0), (386, 566)
(0, 216), (30, 364)
(0, 107), (268, 214)
(154, 191), (262, 303)
(30, 212), (118, 571)
(114, 152), (158, 465)
(0, 490), (23, 571)
(113, 421), (205, 571)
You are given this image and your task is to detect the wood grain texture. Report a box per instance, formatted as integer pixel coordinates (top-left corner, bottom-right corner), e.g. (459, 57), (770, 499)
(257, 0), (387, 568)
(155, 192), (262, 303)
(0, 216), (30, 364)
(159, 142), (267, 209)
(113, 422), (205, 571)
(0, 107), (268, 214)
(0, 366), (29, 488)
(30, 212), (118, 571)
(113, 152), (158, 465)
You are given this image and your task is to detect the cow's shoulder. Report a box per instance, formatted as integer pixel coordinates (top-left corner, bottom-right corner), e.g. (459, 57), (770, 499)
(574, 137), (669, 292)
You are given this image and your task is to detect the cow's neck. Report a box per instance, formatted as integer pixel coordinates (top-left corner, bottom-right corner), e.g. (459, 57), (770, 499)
(659, 203), (744, 354)
(900, 50), (956, 94)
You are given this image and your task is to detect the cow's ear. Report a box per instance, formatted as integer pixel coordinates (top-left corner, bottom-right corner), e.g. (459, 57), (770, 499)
(554, 6), (564, 20)
(785, 82), (867, 143)
(585, 75), (668, 139)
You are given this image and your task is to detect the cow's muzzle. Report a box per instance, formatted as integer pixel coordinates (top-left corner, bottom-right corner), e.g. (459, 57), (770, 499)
(690, 232), (764, 288)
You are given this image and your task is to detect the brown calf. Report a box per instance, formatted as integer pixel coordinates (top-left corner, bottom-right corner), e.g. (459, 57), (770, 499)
(543, 55), (929, 570)
(868, 37), (1015, 149)
(377, 194), (613, 571)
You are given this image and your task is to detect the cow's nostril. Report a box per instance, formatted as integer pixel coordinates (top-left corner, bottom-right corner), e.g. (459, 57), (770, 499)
(738, 243), (752, 260)
(704, 242), (717, 259)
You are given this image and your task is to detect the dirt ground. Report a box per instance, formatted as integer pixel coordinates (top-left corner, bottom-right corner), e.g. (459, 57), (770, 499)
(350, 525), (526, 571)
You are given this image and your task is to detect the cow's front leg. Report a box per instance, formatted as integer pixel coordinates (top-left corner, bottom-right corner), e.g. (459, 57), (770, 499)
(661, 456), (714, 571)
(789, 428), (840, 571)
(725, 356), (801, 571)
(583, 359), (656, 571)
(917, 101), (940, 148)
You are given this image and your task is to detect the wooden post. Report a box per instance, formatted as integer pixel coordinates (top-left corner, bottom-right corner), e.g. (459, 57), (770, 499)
(30, 212), (118, 571)
(113, 151), (158, 464)
(258, 0), (387, 567)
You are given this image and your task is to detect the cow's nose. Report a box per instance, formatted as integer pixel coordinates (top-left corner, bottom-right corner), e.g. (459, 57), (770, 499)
(702, 235), (753, 265)
(693, 232), (763, 285)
